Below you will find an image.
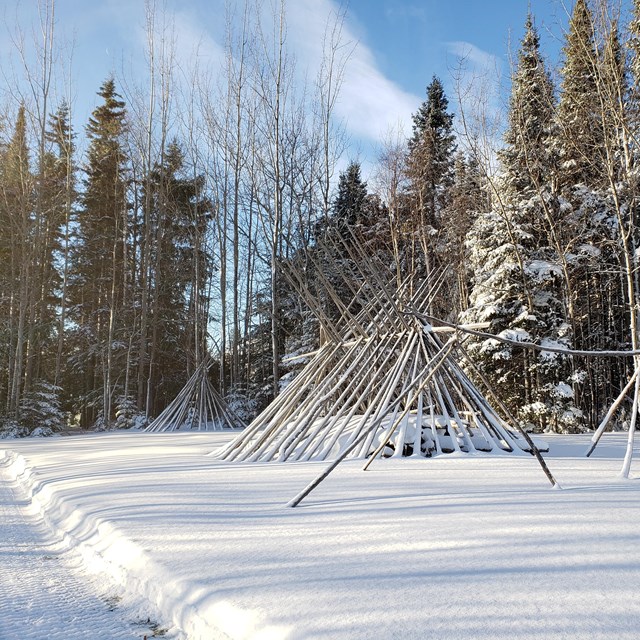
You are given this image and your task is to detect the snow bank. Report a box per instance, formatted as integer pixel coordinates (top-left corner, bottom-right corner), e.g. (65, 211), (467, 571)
(1, 438), (280, 640)
(4, 433), (640, 639)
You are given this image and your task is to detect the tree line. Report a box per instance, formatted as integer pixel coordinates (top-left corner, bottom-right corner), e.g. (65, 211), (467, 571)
(1, 0), (638, 435)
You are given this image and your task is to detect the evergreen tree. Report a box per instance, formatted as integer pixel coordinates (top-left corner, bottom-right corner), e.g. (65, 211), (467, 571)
(555, 0), (602, 189)
(46, 103), (77, 392)
(406, 76), (456, 231)
(27, 104), (76, 391)
(0, 105), (33, 420)
(628, 0), (640, 130)
(554, 12), (631, 426)
(500, 14), (556, 199)
(600, 22), (628, 182)
(331, 161), (367, 231)
(444, 152), (485, 315)
(462, 15), (581, 432)
(68, 79), (128, 428)
(141, 141), (214, 415)
(311, 161), (370, 326)
(19, 380), (65, 434)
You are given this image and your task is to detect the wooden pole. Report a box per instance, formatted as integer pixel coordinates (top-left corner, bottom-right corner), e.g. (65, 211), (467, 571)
(455, 341), (559, 487)
(286, 338), (455, 507)
(620, 370), (640, 478)
(586, 367), (640, 457)
(362, 339), (456, 470)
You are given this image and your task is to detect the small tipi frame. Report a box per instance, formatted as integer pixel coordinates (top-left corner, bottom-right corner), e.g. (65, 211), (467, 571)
(146, 356), (244, 432)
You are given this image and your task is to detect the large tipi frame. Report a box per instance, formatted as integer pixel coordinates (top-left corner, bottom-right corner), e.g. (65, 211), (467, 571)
(146, 356), (244, 432)
(215, 230), (556, 490)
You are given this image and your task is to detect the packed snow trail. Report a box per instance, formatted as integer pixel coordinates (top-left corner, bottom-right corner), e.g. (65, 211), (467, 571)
(0, 458), (155, 640)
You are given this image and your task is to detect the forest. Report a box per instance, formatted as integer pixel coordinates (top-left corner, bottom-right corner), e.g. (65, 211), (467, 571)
(1, 0), (639, 436)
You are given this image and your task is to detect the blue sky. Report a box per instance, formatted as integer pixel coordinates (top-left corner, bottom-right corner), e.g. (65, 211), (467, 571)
(0, 1), (631, 166)
(347, 0), (565, 97)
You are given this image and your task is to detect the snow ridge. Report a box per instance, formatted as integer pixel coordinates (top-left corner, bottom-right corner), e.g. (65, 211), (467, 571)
(1, 448), (232, 640)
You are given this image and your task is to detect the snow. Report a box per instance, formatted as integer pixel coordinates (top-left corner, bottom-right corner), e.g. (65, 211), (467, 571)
(553, 382), (574, 398)
(0, 447), (177, 640)
(539, 337), (571, 362)
(2, 431), (640, 639)
(498, 327), (531, 343)
(525, 259), (562, 281)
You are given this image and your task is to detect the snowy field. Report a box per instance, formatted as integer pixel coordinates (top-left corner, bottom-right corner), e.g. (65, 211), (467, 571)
(2, 432), (640, 639)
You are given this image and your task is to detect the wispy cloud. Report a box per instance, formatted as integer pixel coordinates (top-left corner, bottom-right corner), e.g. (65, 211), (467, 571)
(445, 41), (505, 164)
(384, 4), (428, 22)
(447, 41), (503, 77)
(171, 10), (225, 69)
(287, 0), (421, 144)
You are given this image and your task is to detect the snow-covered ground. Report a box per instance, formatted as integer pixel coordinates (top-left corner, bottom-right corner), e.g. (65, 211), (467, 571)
(2, 431), (640, 639)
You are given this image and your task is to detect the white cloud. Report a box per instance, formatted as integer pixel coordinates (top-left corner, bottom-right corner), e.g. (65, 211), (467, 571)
(171, 10), (225, 70)
(447, 41), (503, 76)
(445, 41), (505, 166)
(384, 4), (427, 22)
(287, 0), (421, 144)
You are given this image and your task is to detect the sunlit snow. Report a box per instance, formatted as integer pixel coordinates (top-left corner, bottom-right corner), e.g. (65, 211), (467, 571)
(2, 432), (640, 639)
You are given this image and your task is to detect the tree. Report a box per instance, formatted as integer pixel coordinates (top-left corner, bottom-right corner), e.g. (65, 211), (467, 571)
(0, 105), (33, 419)
(404, 76), (456, 310)
(311, 161), (369, 325)
(555, 0), (602, 189)
(444, 152), (485, 314)
(462, 15), (580, 432)
(68, 78), (128, 428)
(142, 141), (214, 415)
(47, 103), (76, 390)
(330, 161), (367, 230)
(406, 76), (456, 229)
(500, 15), (556, 199)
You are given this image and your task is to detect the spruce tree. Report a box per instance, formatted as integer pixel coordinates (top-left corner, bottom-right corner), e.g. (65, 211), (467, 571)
(46, 103), (76, 391)
(406, 76), (455, 230)
(141, 141), (213, 415)
(462, 15), (580, 432)
(555, 0), (602, 189)
(331, 161), (367, 231)
(629, 0), (640, 129)
(444, 152), (485, 315)
(26, 104), (76, 394)
(68, 79), (128, 428)
(554, 10), (631, 426)
(311, 161), (370, 325)
(500, 15), (556, 200)
(0, 105), (33, 420)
